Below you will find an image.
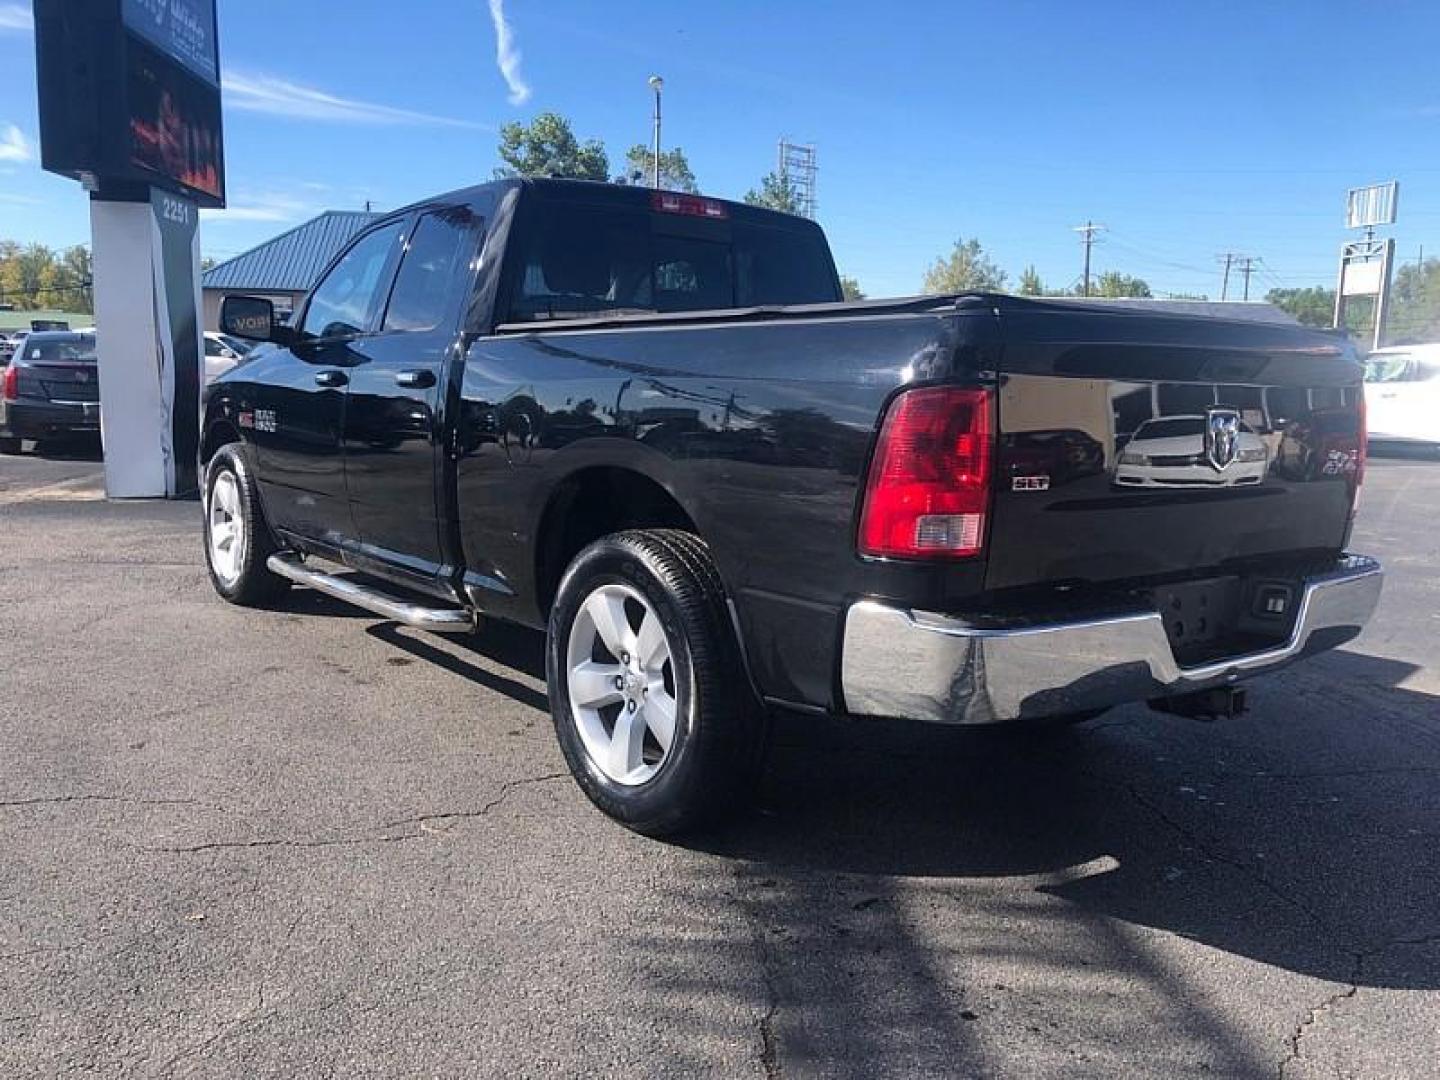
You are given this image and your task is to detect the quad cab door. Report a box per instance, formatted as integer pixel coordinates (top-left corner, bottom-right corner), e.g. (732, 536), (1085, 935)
(250, 218), (406, 550)
(342, 206), (481, 593)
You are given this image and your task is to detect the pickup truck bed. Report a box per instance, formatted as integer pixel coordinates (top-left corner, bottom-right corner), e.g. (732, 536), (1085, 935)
(201, 178), (1381, 835)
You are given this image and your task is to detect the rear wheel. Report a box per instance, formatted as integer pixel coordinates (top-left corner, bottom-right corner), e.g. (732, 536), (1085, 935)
(546, 529), (765, 837)
(202, 443), (290, 607)
(0, 436), (22, 455)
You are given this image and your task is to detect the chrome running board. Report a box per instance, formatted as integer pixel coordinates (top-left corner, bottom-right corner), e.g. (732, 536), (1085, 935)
(266, 553), (473, 634)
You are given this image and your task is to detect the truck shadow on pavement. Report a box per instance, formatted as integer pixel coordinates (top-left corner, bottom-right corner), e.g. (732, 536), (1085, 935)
(687, 648), (1440, 993)
(357, 602), (1440, 1009)
(363, 620), (550, 713)
(315, 603), (1437, 1074)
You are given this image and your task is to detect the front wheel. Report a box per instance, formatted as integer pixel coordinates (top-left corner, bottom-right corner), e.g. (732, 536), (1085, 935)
(202, 443), (291, 607)
(0, 436), (22, 455)
(546, 530), (765, 837)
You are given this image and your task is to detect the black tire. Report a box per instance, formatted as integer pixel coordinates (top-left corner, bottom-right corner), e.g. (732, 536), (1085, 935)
(202, 443), (291, 607)
(0, 436), (22, 455)
(546, 529), (766, 837)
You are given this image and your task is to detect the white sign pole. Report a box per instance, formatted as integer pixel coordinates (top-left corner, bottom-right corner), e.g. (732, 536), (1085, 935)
(88, 189), (202, 498)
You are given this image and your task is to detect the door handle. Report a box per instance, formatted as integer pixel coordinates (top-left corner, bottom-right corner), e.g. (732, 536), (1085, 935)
(394, 369), (437, 389)
(314, 369), (348, 388)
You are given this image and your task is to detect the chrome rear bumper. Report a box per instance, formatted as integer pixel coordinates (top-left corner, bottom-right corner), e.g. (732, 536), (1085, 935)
(840, 555), (1383, 725)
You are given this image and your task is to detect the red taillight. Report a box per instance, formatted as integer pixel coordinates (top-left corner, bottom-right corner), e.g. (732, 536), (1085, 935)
(858, 385), (993, 559)
(651, 191), (728, 219)
(1, 363), (17, 402)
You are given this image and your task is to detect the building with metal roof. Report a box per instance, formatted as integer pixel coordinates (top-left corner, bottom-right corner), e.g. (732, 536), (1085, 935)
(200, 210), (381, 329)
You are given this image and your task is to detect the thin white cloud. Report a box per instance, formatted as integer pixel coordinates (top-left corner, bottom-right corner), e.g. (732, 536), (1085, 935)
(0, 4), (32, 32)
(222, 70), (486, 129)
(0, 124), (33, 163)
(199, 190), (318, 224)
(487, 0), (532, 106)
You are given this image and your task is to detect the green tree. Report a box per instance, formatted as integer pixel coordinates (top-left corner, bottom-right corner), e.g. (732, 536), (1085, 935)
(1092, 271), (1152, 298)
(622, 145), (698, 192)
(839, 275), (865, 301)
(921, 238), (1007, 294)
(0, 242), (94, 314)
(495, 112), (609, 181)
(58, 245), (93, 313)
(1265, 286), (1335, 328)
(1387, 257), (1440, 344)
(743, 171), (801, 214)
(1017, 265), (1044, 296)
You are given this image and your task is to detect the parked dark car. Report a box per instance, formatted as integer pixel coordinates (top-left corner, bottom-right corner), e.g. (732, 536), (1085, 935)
(201, 178), (1382, 836)
(0, 330), (100, 453)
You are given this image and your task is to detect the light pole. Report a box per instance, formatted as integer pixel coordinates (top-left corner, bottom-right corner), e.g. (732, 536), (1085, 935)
(648, 75), (664, 189)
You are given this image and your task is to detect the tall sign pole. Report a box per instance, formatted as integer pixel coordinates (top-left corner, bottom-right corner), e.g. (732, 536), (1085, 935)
(1335, 181), (1399, 352)
(34, 0), (224, 498)
(648, 75), (663, 190)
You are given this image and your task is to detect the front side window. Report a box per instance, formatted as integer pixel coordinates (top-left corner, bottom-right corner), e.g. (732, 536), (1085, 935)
(301, 221), (404, 340)
(382, 210), (475, 333)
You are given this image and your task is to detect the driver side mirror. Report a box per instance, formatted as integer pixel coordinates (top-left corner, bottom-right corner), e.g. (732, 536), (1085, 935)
(220, 295), (294, 346)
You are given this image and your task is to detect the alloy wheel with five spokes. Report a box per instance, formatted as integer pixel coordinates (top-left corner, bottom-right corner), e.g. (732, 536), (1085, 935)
(565, 582), (680, 786)
(207, 469), (246, 587)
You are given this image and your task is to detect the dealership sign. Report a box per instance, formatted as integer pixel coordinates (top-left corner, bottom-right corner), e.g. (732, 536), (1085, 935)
(34, 0), (225, 208)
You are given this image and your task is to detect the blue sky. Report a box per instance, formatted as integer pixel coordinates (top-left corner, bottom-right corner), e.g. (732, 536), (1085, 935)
(2, 0), (1439, 299)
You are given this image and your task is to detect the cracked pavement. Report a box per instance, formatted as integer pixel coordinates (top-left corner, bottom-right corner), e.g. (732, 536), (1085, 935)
(2, 447), (1438, 1078)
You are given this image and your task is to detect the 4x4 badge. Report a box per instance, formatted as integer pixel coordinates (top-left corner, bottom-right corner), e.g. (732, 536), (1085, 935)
(1205, 408), (1241, 471)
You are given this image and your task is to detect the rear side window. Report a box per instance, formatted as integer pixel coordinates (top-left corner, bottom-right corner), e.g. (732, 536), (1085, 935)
(383, 210), (475, 332)
(506, 201), (839, 323)
(734, 223), (839, 307)
(301, 220), (404, 339)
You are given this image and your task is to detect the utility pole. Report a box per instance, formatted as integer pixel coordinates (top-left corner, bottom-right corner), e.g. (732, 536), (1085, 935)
(647, 75), (664, 189)
(1217, 253), (1237, 301)
(1072, 221), (1105, 297)
(1234, 256), (1258, 301)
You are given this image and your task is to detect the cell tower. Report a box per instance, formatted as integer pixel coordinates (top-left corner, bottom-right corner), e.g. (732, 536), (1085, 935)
(777, 139), (818, 219)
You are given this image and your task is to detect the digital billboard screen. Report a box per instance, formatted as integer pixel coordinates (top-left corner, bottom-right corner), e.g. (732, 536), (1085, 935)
(127, 38), (223, 202)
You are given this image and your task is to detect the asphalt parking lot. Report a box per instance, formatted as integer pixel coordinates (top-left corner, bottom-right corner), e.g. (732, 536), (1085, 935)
(1, 446), (1438, 1079)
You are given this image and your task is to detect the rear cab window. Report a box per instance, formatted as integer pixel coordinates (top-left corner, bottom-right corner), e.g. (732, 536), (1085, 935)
(502, 186), (841, 325)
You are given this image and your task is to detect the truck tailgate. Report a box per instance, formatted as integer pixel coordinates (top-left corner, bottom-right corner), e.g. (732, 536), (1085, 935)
(986, 303), (1364, 593)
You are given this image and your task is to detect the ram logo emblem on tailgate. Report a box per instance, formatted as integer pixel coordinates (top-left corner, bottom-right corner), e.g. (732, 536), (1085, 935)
(1205, 408), (1241, 471)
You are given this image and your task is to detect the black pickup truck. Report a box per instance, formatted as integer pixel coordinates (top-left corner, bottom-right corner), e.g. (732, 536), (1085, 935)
(204, 178), (1382, 835)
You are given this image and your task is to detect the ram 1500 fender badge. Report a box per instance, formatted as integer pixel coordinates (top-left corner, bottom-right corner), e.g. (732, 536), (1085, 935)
(1205, 408), (1241, 471)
